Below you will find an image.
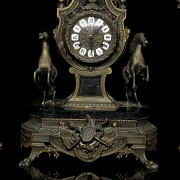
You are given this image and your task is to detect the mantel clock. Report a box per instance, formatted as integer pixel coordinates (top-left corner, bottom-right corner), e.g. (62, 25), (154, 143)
(19, 0), (158, 170)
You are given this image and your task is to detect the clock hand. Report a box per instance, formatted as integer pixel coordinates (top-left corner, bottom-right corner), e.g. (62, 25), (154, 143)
(89, 29), (99, 41)
(88, 33), (94, 49)
(88, 29), (99, 49)
(93, 29), (99, 36)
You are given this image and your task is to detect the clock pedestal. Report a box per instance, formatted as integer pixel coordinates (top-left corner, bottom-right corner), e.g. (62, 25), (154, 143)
(19, 100), (158, 170)
(64, 67), (117, 110)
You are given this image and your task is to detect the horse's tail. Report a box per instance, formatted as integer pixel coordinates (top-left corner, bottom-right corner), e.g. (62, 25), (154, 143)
(122, 66), (130, 83)
(51, 65), (58, 83)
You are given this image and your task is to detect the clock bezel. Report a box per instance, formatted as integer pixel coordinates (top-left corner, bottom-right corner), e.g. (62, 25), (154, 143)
(65, 11), (117, 64)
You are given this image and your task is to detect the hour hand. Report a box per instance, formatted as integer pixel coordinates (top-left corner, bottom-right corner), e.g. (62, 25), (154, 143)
(88, 29), (99, 41)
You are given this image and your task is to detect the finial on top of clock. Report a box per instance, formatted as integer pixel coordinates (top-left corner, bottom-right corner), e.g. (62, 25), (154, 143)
(120, 0), (126, 9)
(57, 0), (65, 8)
(112, 0), (126, 9)
(177, 0), (180, 9)
(57, 0), (71, 8)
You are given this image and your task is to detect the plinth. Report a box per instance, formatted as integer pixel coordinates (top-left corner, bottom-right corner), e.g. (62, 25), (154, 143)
(19, 100), (158, 170)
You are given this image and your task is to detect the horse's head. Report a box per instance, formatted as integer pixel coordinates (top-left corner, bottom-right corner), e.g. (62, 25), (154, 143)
(130, 32), (148, 54)
(39, 32), (48, 40)
(138, 33), (149, 47)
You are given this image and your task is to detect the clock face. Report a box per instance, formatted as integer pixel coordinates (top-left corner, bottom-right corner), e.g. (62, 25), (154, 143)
(67, 16), (116, 63)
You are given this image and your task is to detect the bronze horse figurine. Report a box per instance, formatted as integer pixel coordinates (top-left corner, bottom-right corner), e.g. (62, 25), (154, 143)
(122, 32), (149, 107)
(34, 32), (57, 105)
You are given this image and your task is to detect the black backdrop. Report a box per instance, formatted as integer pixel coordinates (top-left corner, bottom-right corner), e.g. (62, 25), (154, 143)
(1, 0), (180, 179)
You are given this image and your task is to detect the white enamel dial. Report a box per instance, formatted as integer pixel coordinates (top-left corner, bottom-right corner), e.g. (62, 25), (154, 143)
(67, 16), (116, 63)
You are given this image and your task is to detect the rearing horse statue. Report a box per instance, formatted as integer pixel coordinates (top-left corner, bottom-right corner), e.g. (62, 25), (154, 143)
(34, 32), (57, 105)
(122, 32), (149, 107)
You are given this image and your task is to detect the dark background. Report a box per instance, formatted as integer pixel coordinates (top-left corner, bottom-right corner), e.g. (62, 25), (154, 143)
(1, 0), (180, 179)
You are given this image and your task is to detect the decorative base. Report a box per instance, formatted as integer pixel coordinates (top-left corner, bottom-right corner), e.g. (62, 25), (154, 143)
(19, 100), (158, 170)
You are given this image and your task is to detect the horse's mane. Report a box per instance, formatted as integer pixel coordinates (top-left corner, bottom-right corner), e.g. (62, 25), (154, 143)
(129, 33), (141, 54)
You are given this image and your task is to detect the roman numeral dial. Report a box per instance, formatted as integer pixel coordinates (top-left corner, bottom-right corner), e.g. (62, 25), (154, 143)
(67, 16), (116, 63)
